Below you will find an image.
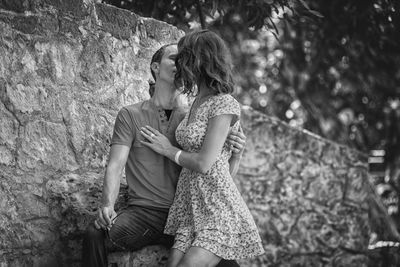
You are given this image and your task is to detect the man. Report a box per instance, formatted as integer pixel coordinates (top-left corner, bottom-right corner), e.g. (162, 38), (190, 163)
(82, 44), (245, 267)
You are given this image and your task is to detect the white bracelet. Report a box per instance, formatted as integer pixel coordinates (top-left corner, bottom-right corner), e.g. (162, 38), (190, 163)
(174, 150), (182, 165)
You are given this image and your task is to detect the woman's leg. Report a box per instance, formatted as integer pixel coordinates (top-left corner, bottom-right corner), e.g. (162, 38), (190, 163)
(177, 246), (221, 267)
(167, 248), (185, 267)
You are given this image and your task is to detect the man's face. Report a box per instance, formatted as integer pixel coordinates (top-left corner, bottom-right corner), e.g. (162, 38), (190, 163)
(157, 45), (177, 84)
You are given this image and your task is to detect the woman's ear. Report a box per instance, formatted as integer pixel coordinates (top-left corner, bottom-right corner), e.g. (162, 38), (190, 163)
(150, 62), (159, 74)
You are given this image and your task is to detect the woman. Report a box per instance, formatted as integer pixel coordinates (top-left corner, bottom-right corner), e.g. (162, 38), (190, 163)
(140, 30), (264, 267)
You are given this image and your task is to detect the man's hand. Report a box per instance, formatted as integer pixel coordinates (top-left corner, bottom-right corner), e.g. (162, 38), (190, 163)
(227, 127), (246, 157)
(94, 206), (117, 230)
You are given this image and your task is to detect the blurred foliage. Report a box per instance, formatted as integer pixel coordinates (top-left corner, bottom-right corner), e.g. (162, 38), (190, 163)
(104, 0), (400, 250)
(103, 0), (398, 150)
(102, 0), (307, 32)
(103, 0), (399, 171)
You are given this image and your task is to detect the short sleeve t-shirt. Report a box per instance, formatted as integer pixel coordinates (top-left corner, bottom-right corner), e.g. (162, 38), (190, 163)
(111, 100), (186, 210)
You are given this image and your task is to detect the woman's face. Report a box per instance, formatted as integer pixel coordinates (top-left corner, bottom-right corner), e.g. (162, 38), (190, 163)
(157, 45), (178, 85)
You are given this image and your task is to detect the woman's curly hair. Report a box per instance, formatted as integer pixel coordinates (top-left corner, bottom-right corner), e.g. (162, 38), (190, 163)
(174, 30), (235, 96)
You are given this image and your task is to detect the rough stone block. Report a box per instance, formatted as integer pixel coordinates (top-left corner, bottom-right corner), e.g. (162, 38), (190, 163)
(39, 0), (90, 18)
(0, 0), (92, 16)
(0, 0), (31, 13)
(108, 246), (169, 267)
(95, 3), (139, 40)
(235, 108), (371, 266)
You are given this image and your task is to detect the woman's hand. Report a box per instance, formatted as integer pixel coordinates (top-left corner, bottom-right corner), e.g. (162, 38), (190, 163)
(140, 125), (173, 156)
(227, 127), (246, 158)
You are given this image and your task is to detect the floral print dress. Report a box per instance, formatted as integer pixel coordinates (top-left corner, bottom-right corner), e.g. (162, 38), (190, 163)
(164, 94), (265, 259)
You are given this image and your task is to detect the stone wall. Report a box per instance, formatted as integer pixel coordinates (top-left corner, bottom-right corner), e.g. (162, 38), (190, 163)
(0, 0), (372, 266)
(0, 0), (182, 266)
(237, 108), (370, 266)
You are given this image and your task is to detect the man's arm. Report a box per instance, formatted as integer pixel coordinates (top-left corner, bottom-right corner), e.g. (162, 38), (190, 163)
(227, 128), (246, 177)
(228, 155), (241, 177)
(95, 144), (130, 230)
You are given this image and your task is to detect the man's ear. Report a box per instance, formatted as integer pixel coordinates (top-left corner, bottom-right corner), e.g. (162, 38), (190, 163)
(150, 62), (159, 74)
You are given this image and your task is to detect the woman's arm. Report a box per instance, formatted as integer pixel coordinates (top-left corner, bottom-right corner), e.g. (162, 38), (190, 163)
(141, 114), (233, 174)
